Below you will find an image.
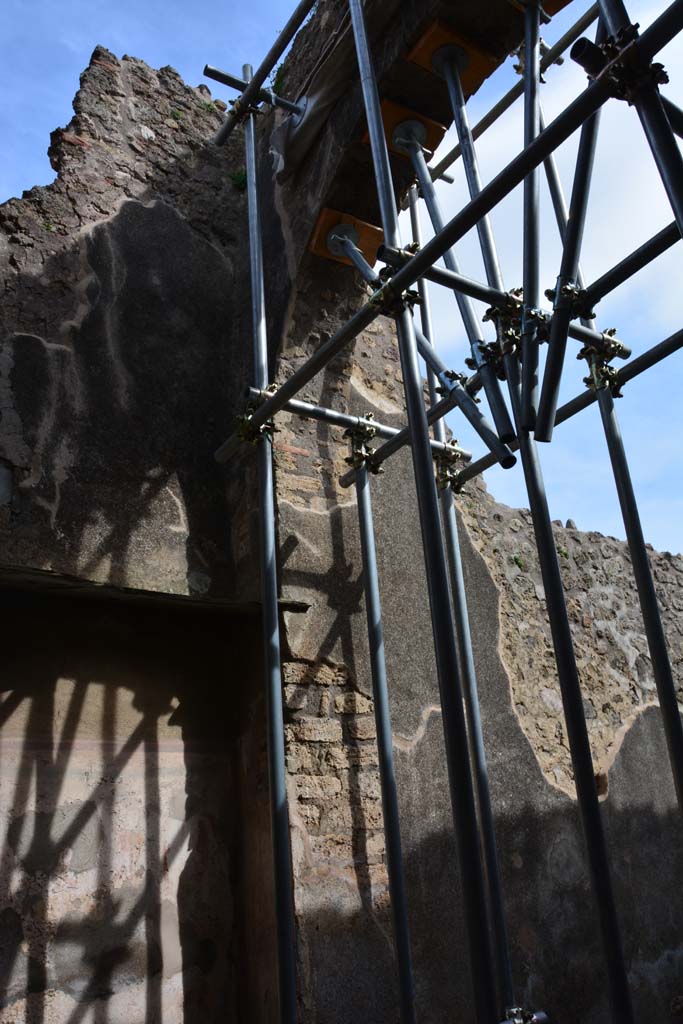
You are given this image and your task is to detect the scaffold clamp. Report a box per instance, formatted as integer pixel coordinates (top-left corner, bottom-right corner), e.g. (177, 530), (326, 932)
(343, 415), (383, 472)
(572, 26), (669, 106)
(235, 391), (280, 445)
(581, 339), (624, 397)
(501, 1009), (549, 1024)
(434, 442), (467, 491)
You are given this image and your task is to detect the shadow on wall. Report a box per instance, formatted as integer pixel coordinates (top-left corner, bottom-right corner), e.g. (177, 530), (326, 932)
(297, 794), (683, 1024)
(274, 411), (683, 1024)
(0, 57), (265, 600)
(0, 588), (269, 1024)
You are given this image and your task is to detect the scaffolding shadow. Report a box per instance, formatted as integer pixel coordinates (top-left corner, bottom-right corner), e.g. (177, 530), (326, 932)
(0, 589), (260, 1024)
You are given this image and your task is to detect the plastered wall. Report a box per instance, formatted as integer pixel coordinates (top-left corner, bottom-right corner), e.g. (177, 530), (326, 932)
(0, 590), (272, 1024)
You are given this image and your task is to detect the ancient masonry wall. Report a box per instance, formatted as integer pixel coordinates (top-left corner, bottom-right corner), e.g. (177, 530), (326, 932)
(460, 491), (683, 791)
(262, 9), (683, 1020)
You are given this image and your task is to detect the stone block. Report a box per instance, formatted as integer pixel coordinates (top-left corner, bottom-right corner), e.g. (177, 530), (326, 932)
(335, 692), (373, 715)
(346, 718), (376, 741)
(288, 718), (343, 744)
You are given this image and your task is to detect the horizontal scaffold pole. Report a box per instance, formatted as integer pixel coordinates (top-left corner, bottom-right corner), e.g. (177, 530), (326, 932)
(380, 249), (631, 356)
(204, 64), (303, 116)
(247, 388), (472, 461)
(338, 383), (516, 489)
(215, 299), (382, 463)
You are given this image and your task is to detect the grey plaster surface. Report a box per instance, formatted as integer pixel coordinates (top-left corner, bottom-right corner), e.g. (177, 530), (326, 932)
(0, 46), (253, 600)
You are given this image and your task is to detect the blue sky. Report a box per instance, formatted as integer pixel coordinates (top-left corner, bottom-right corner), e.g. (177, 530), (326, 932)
(2, 0), (682, 553)
(0, 0), (295, 202)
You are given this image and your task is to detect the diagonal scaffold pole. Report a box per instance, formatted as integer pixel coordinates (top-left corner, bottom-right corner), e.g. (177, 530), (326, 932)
(380, 244), (631, 354)
(436, 50), (505, 293)
(662, 93), (683, 136)
(347, 2), (498, 1020)
(431, 3), (601, 179)
(405, 139), (516, 445)
(241, 65), (298, 1024)
(454, 328), (683, 486)
(433, 26), (635, 1024)
(409, 185), (516, 1019)
(338, 380), (515, 489)
(326, 233), (514, 468)
(213, 0), (316, 145)
(581, 219), (680, 308)
(382, 2), (677, 300)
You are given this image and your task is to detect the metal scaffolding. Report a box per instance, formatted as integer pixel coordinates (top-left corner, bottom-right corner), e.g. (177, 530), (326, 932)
(206, 0), (683, 1020)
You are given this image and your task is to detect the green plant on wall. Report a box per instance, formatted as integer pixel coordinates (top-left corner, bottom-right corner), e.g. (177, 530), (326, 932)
(229, 169), (247, 192)
(270, 63), (286, 96)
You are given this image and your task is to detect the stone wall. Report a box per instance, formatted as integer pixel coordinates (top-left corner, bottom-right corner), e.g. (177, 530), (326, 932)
(460, 486), (683, 793)
(274, 261), (683, 1023)
(0, 47), (253, 599)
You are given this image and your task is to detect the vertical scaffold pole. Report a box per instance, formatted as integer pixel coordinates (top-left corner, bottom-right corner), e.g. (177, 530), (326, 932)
(435, 42), (634, 1021)
(597, 0), (683, 235)
(539, 103), (584, 263)
(535, 103), (601, 441)
(437, 56), (504, 291)
(353, 456), (417, 1023)
(593, 377), (683, 810)
(243, 65), (298, 1024)
(409, 187), (515, 1017)
(534, 19), (606, 443)
(347, 4), (497, 1020)
(501, 350), (634, 1024)
(521, 0), (541, 431)
(538, 95), (683, 813)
